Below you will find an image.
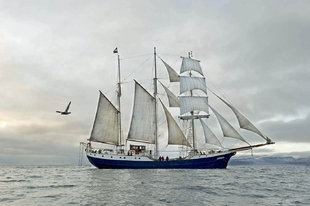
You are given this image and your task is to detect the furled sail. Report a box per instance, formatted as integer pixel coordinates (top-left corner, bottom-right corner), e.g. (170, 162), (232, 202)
(209, 106), (249, 144)
(180, 76), (207, 95)
(160, 58), (180, 82)
(213, 93), (267, 141)
(179, 96), (209, 115)
(127, 81), (156, 143)
(180, 57), (203, 75)
(159, 99), (191, 147)
(199, 118), (223, 148)
(90, 91), (119, 145)
(159, 81), (180, 107)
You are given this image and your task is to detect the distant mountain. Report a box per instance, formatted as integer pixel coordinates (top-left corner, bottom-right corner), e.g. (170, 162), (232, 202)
(229, 155), (310, 166)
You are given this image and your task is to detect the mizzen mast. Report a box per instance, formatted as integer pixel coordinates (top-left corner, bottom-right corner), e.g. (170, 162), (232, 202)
(117, 50), (122, 149)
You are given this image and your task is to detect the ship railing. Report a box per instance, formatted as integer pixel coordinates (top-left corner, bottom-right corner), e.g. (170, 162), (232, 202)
(87, 148), (153, 157)
(87, 147), (225, 158)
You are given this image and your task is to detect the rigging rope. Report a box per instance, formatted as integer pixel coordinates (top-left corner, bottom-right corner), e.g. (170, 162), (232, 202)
(120, 53), (153, 60)
(122, 56), (153, 82)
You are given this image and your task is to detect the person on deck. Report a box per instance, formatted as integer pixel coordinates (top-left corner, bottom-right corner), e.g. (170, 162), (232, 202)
(166, 156), (169, 161)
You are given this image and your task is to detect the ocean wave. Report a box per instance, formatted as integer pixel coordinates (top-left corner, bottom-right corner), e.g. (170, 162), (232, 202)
(0, 165), (309, 205)
(25, 184), (75, 189)
(0, 179), (27, 183)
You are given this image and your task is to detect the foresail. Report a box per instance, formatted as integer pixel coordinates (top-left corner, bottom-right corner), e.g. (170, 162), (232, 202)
(199, 119), (223, 148)
(160, 58), (180, 82)
(159, 81), (180, 107)
(180, 57), (203, 76)
(213, 93), (267, 141)
(180, 76), (207, 95)
(209, 105), (249, 145)
(90, 91), (119, 144)
(179, 96), (209, 115)
(159, 99), (191, 147)
(127, 81), (156, 144)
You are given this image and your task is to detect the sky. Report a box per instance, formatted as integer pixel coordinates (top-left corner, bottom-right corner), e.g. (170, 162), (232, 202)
(0, 0), (309, 165)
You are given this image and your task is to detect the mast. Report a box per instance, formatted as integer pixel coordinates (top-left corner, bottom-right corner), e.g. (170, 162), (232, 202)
(154, 47), (158, 157)
(117, 53), (122, 148)
(188, 52), (196, 155)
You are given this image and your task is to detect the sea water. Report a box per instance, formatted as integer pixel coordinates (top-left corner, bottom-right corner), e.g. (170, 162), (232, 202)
(0, 165), (309, 205)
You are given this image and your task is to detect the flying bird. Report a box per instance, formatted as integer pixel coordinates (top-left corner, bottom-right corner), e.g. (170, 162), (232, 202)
(56, 101), (71, 115)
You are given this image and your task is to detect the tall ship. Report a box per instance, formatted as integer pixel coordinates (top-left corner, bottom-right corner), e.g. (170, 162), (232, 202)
(83, 47), (274, 169)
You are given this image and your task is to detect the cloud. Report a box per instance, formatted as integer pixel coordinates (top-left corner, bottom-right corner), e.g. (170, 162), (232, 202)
(0, 0), (309, 164)
(0, 135), (81, 165)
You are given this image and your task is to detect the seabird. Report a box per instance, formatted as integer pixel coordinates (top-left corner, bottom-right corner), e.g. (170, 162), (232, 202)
(56, 101), (71, 115)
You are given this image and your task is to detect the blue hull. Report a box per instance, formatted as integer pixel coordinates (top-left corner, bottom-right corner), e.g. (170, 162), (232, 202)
(87, 152), (236, 169)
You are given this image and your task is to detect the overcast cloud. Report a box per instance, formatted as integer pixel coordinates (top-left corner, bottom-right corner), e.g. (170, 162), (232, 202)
(0, 0), (309, 165)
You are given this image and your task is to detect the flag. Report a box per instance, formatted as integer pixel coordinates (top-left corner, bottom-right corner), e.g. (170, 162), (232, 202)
(113, 47), (118, 53)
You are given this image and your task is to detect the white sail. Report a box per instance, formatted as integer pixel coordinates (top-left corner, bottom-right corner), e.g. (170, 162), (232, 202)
(90, 91), (119, 144)
(160, 58), (180, 82)
(199, 119), (223, 148)
(159, 99), (191, 147)
(213, 93), (267, 141)
(180, 76), (207, 95)
(127, 81), (156, 143)
(180, 57), (203, 76)
(179, 96), (209, 115)
(159, 81), (180, 107)
(209, 106), (249, 144)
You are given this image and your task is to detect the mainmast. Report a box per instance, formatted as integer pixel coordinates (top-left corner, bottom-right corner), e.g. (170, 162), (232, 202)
(117, 52), (122, 149)
(154, 47), (158, 157)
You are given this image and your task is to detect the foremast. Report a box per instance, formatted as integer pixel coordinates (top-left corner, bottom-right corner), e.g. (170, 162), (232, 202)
(189, 52), (196, 155)
(179, 52), (209, 154)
